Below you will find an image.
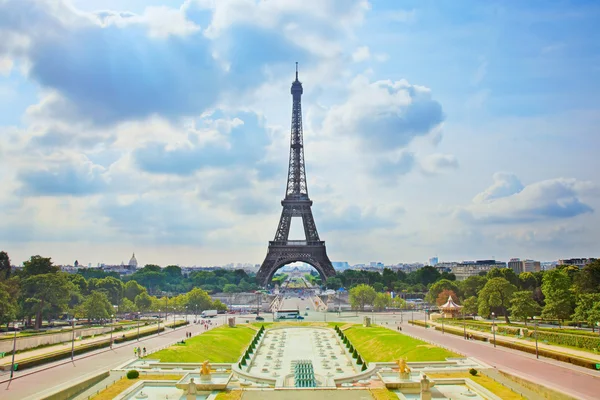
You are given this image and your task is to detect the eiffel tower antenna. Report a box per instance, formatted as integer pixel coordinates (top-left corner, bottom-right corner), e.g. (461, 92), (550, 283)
(257, 64), (335, 286)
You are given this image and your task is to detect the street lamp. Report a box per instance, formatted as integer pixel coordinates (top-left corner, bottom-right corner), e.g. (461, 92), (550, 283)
(137, 312), (141, 341)
(491, 312), (496, 348)
(534, 318), (539, 359)
(185, 306), (188, 324)
(157, 309), (161, 335)
(441, 312), (445, 334)
(9, 320), (18, 380)
(109, 314), (114, 349)
(462, 307), (466, 340)
(71, 318), (77, 361)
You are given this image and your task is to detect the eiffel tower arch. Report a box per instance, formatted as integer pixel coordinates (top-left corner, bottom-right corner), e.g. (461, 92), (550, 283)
(257, 64), (335, 287)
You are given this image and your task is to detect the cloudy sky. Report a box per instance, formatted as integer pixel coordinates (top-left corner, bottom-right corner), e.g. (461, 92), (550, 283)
(1, 0), (599, 267)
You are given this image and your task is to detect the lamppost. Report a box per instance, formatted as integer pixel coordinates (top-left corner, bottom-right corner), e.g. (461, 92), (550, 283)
(9, 320), (18, 380)
(137, 312), (141, 341)
(534, 318), (539, 359)
(462, 307), (466, 340)
(157, 309), (161, 335)
(441, 312), (445, 334)
(71, 318), (77, 361)
(185, 306), (188, 324)
(424, 308), (428, 327)
(491, 312), (496, 348)
(165, 297), (168, 323)
(109, 314), (114, 349)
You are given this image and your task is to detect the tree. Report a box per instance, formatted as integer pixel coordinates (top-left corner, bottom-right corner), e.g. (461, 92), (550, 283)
(462, 296), (478, 315)
(436, 289), (458, 306)
(572, 293), (600, 332)
(427, 279), (460, 303)
(67, 273), (88, 294)
(119, 298), (137, 313)
(186, 288), (213, 314)
(23, 255), (59, 276)
(212, 299), (228, 312)
(392, 296), (406, 309)
(382, 268), (397, 289)
(573, 260), (600, 294)
(326, 277), (342, 290)
(223, 284), (239, 293)
(541, 269), (574, 326)
(372, 282), (385, 293)
(22, 272), (74, 329)
(407, 266), (440, 286)
(123, 280), (146, 302)
(477, 277), (517, 323)
(134, 292), (153, 313)
(487, 267), (518, 287)
(96, 277), (123, 305)
(0, 281), (18, 326)
(518, 272), (538, 291)
(373, 293), (391, 311)
(81, 291), (113, 321)
(509, 291), (541, 326)
(460, 275), (487, 298)
(0, 251), (11, 280)
(349, 284), (377, 311)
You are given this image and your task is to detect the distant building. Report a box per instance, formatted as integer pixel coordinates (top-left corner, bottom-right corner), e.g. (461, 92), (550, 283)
(332, 262), (350, 270)
(428, 257), (439, 266)
(558, 258), (597, 268)
(128, 253), (138, 269)
(509, 258), (541, 274)
(451, 260), (506, 281)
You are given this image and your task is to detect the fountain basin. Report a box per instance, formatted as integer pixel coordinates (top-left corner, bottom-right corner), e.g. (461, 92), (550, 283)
(176, 372), (232, 391)
(377, 372), (435, 392)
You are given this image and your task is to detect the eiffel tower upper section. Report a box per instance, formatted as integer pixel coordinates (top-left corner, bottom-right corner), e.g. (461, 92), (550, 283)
(285, 62), (310, 200)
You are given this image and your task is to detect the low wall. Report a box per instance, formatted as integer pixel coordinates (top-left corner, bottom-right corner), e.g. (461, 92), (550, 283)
(496, 370), (579, 400)
(40, 370), (110, 400)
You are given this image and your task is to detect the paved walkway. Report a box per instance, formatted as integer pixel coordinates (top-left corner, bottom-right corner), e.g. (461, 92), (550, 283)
(0, 321), (167, 366)
(397, 320), (600, 400)
(0, 317), (227, 400)
(429, 320), (600, 362)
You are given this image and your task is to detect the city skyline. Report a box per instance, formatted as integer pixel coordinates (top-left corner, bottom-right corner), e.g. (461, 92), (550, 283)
(1, 1), (599, 266)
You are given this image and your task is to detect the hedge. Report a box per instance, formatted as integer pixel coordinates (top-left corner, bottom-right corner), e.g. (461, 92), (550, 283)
(430, 324), (598, 370)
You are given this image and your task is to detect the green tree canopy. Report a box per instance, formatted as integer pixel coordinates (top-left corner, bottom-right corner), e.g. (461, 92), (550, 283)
(427, 279), (460, 303)
(134, 291), (153, 313)
(0, 281), (18, 326)
(373, 292), (391, 311)
(186, 288), (213, 313)
(123, 280), (146, 302)
(95, 277), (123, 305)
(509, 291), (541, 326)
(81, 291), (113, 321)
(462, 296), (478, 315)
(572, 293), (600, 331)
(0, 251), (11, 280)
(349, 284), (377, 311)
(459, 275), (487, 298)
(22, 272), (74, 328)
(573, 260), (600, 294)
(518, 272), (538, 291)
(541, 269), (574, 325)
(23, 255), (59, 276)
(477, 277), (517, 323)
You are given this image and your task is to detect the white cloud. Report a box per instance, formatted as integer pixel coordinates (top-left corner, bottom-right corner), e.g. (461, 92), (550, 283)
(420, 153), (458, 174)
(460, 175), (597, 224)
(0, 56), (13, 76)
(352, 46), (370, 62)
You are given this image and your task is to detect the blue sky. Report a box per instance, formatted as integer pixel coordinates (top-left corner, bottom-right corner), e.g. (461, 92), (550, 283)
(1, 0), (599, 267)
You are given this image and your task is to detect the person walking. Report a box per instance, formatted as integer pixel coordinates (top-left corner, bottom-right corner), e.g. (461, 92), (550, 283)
(143, 347), (147, 356)
(134, 347), (138, 357)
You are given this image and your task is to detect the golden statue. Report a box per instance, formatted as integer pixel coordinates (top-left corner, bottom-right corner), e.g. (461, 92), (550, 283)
(396, 358), (411, 374)
(200, 360), (211, 376)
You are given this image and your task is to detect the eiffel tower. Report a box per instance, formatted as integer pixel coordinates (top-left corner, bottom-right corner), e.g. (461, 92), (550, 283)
(256, 64), (335, 286)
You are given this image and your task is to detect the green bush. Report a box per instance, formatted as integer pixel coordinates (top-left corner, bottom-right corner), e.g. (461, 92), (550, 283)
(126, 370), (139, 379)
(352, 349), (358, 359)
(356, 355), (363, 365)
(469, 368), (477, 376)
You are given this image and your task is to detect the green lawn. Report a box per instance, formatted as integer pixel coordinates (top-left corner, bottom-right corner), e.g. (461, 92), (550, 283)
(149, 325), (256, 363)
(343, 325), (460, 362)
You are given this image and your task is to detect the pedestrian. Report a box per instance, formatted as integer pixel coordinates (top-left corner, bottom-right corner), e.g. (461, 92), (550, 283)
(138, 347), (142, 357)
(134, 347), (138, 357)
(143, 347), (147, 356)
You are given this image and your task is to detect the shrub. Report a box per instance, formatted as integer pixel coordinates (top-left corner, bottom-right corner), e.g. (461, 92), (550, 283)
(469, 368), (477, 376)
(352, 349), (358, 359)
(356, 355), (363, 365)
(126, 370), (139, 379)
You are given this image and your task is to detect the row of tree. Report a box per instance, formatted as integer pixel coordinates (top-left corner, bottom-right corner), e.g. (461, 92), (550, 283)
(343, 261), (600, 330)
(0, 253), (226, 329)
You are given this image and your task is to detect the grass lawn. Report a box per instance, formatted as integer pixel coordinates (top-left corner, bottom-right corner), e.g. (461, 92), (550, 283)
(91, 375), (181, 400)
(250, 321), (342, 329)
(369, 388), (399, 400)
(427, 373), (525, 400)
(149, 325), (255, 363)
(343, 326), (460, 362)
(215, 391), (244, 400)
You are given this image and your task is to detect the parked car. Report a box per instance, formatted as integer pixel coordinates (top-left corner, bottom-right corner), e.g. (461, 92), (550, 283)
(296, 315), (305, 320)
(255, 316), (265, 321)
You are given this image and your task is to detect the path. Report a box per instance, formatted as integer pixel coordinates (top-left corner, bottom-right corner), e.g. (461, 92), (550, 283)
(398, 320), (600, 400)
(0, 317), (226, 400)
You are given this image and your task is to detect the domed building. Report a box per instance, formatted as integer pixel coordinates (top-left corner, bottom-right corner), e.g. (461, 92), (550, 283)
(128, 253), (138, 269)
